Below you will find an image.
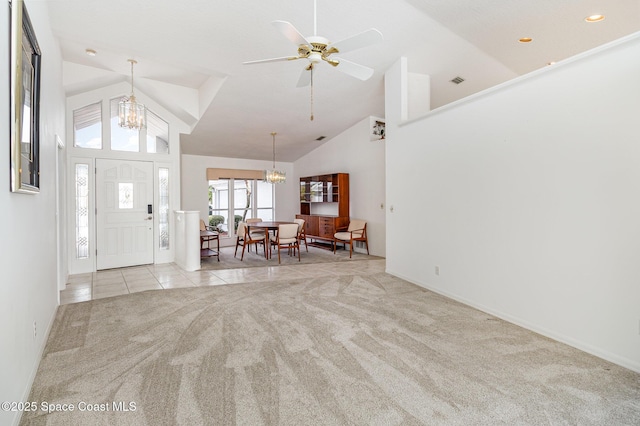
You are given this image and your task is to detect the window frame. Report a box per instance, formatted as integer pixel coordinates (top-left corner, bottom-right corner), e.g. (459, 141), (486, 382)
(208, 178), (275, 238)
(73, 101), (102, 149)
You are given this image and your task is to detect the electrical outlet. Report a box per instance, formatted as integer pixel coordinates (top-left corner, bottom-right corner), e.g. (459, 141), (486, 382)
(33, 321), (37, 338)
(435, 266), (440, 276)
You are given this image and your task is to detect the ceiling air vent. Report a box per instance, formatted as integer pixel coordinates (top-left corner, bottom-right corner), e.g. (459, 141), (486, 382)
(450, 76), (465, 85)
(315, 136), (326, 141)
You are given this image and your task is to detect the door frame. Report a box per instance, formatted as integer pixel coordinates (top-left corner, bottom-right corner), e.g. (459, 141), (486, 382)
(67, 156), (176, 275)
(95, 158), (155, 270)
(65, 88), (183, 276)
(55, 135), (67, 291)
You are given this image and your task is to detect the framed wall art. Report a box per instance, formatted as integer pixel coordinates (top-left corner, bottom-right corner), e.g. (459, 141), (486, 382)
(10, 0), (42, 193)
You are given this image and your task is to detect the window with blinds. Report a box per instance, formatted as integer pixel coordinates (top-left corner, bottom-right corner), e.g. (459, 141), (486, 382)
(72, 99), (171, 154)
(73, 102), (102, 149)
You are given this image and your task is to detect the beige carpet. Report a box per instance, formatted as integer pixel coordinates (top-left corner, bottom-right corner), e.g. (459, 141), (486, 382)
(200, 244), (377, 270)
(21, 264), (640, 425)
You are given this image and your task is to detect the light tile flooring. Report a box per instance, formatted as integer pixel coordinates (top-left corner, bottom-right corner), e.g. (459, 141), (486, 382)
(60, 258), (387, 305)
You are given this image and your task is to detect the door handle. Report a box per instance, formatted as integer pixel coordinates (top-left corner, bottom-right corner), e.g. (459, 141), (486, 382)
(145, 216), (153, 221)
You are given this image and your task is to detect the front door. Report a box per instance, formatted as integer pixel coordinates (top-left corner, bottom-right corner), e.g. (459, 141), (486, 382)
(96, 159), (154, 270)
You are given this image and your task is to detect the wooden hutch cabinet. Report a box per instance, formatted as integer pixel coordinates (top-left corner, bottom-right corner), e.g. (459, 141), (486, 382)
(297, 173), (349, 248)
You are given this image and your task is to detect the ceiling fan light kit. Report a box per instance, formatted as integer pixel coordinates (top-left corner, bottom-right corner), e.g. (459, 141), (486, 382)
(244, 0), (383, 121)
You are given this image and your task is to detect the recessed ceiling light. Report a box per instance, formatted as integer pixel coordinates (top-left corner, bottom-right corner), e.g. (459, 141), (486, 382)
(519, 37), (533, 43)
(85, 48), (97, 56)
(585, 14), (605, 23)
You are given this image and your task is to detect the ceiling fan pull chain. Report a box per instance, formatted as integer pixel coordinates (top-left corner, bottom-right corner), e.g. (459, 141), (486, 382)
(310, 66), (314, 121)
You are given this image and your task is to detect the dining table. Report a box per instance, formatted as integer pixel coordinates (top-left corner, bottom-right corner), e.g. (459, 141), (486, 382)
(246, 221), (297, 259)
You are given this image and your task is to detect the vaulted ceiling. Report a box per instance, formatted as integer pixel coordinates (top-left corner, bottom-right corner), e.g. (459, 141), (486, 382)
(46, 0), (640, 161)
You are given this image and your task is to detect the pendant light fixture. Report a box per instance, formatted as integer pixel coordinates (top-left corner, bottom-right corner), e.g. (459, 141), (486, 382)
(118, 59), (147, 130)
(264, 132), (286, 184)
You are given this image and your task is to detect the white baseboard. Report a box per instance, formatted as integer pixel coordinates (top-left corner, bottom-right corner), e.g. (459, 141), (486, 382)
(14, 305), (58, 426)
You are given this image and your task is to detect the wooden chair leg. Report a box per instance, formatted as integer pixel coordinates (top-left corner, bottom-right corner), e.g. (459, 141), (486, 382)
(265, 236), (269, 259)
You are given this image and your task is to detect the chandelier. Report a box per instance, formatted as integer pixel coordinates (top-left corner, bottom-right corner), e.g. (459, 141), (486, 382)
(118, 59), (147, 130)
(264, 132), (286, 184)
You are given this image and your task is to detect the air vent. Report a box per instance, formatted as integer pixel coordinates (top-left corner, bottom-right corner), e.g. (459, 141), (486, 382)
(315, 136), (326, 141)
(450, 76), (465, 85)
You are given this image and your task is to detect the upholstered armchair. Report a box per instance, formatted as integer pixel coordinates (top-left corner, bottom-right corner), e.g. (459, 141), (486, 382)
(333, 219), (369, 258)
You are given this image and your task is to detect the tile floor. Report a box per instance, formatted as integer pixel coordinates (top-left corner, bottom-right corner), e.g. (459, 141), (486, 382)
(60, 258), (387, 305)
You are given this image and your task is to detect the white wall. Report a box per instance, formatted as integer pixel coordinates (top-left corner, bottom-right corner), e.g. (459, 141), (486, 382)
(0, 1), (65, 425)
(180, 154), (296, 246)
(294, 117), (386, 257)
(385, 34), (640, 372)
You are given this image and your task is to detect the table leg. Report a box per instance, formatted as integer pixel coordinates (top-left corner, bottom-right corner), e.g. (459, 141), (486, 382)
(265, 234), (270, 259)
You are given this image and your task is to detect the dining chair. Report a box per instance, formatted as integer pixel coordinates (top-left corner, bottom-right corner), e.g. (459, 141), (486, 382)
(235, 221), (267, 260)
(333, 219), (369, 258)
(270, 223), (300, 264)
(246, 217), (266, 240)
(293, 218), (308, 253)
(234, 221), (247, 257)
(245, 217), (265, 239)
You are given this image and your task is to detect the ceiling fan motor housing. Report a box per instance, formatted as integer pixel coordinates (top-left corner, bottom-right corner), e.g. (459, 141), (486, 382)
(304, 36), (334, 64)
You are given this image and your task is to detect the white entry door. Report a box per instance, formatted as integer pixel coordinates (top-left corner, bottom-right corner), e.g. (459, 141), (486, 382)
(96, 159), (154, 270)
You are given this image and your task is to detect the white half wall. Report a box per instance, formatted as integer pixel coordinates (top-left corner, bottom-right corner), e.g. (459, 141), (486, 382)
(385, 35), (640, 372)
(0, 1), (66, 425)
(180, 154), (296, 247)
(294, 117), (386, 257)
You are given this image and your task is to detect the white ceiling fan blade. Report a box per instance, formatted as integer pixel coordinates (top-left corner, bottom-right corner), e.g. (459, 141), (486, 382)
(328, 28), (383, 54)
(333, 58), (375, 81)
(272, 20), (310, 46)
(296, 68), (311, 87)
(243, 56), (300, 65)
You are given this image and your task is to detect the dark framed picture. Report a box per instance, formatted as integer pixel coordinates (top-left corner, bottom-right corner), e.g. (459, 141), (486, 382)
(10, 0), (42, 193)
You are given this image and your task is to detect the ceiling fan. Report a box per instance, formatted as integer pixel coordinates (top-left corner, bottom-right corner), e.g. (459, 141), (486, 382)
(243, 0), (383, 119)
